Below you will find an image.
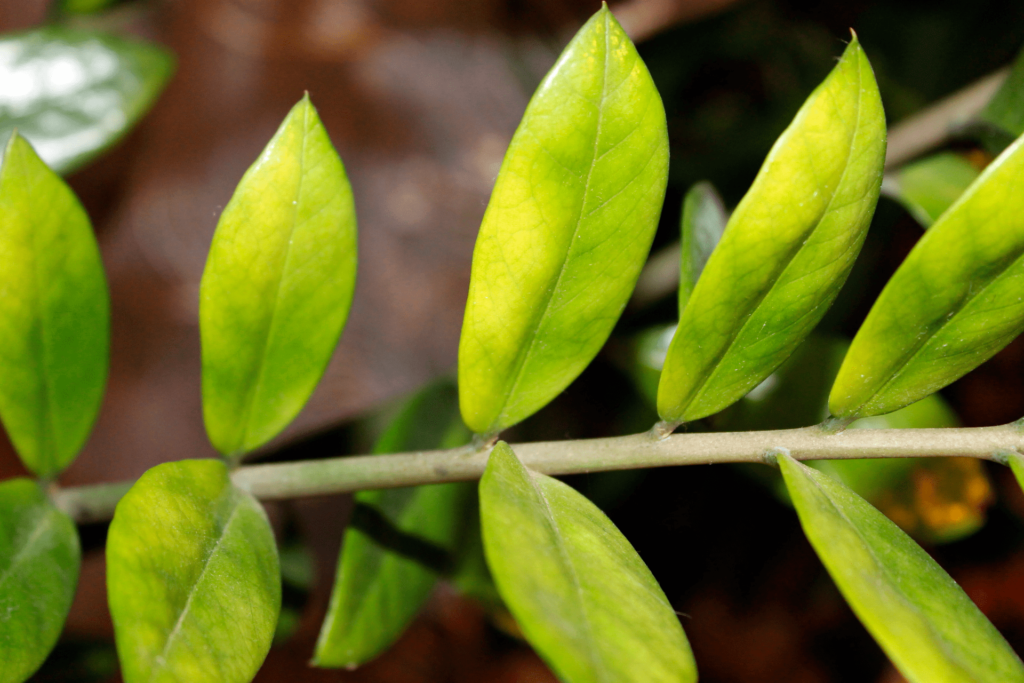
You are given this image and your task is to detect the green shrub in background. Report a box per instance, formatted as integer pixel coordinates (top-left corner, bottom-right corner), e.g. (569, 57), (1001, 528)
(5, 4), (1024, 683)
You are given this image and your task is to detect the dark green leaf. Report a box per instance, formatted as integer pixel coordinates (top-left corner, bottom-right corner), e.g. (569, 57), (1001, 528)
(458, 6), (669, 436)
(480, 442), (696, 683)
(981, 46), (1024, 139)
(106, 460), (280, 683)
(0, 27), (173, 175)
(830, 133), (1024, 419)
(779, 453), (1024, 683)
(0, 478), (80, 683)
(200, 94), (358, 457)
(0, 133), (109, 478)
(656, 37), (885, 425)
(678, 181), (727, 317)
(314, 382), (473, 668)
(888, 152), (980, 228)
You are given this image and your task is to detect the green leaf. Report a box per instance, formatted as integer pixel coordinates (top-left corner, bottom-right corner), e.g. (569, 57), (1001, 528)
(778, 453), (1024, 683)
(0, 133), (109, 478)
(0, 27), (174, 175)
(58, 0), (121, 15)
(888, 152), (980, 228)
(679, 181), (727, 317)
(480, 442), (696, 683)
(314, 382), (472, 668)
(458, 6), (669, 436)
(1007, 452), (1024, 498)
(981, 45), (1024, 139)
(106, 460), (280, 683)
(830, 133), (1024, 419)
(0, 478), (80, 683)
(200, 94), (358, 457)
(656, 36), (885, 425)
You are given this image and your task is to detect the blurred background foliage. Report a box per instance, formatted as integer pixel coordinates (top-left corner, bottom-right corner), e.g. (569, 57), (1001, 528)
(4, 0), (1024, 681)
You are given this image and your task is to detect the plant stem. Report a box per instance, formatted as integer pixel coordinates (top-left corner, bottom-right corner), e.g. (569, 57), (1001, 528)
(51, 423), (1024, 524)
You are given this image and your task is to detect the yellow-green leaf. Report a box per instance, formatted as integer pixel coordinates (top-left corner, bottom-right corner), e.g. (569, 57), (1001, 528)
(657, 36), (885, 425)
(830, 133), (1024, 419)
(200, 95), (357, 457)
(106, 460), (280, 683)
(480, 442), (696, 683)
(0, 133), (109, 478)
(779, 453), (1024, 683)
(0, 478), (80, 683)
(458, 6), (669, 436)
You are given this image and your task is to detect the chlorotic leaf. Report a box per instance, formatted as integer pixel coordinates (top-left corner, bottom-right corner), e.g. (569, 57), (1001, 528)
(458, 6), (669, 436)
(200, 94), (358, 457)
(779, 453), (1024, 683)
(981, 46), (1024, 139)
(0, 133), (109, 478)
(314, 382), (473, 668)
(888, 152), (980, 228)
(830, 133), (1024, 419)
(480, 442), (696, 683)
(107, 460), (280, 683)
(0, 478), (80, 683)
(657, 36), (885, 425)
(0, 27), (173, 175)
(679, 181), (727, 317)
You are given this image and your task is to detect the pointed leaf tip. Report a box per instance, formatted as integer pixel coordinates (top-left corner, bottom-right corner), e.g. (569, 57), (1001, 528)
(201, 95), (357, 456)
(657, 36), (885, 424)
(458, 7), (669, 435)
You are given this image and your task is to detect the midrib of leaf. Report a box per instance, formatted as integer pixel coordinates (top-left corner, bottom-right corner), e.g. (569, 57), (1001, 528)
(0, 506), (56, 592)
(20, 146), (61, 474)
(859, 183), (1024, 413)
(683, 59), (866, 417)
(492, 13), (611, 433)
(526, 472), (608, 683)
(149, 495), (244, 681)
(234, 103), (312, 454)
(799, 466), (975, 681)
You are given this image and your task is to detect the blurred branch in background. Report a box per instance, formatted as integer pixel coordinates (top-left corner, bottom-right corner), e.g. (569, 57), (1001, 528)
(612, 0), (743, 42)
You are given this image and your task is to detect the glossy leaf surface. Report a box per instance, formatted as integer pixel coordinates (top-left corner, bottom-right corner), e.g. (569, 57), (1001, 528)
(779, 453), (1023, 683)
(458, 6), (669, 435)
(315, 382), (472, 668)
(480, 442), (696, 683)
(0, 478), (80, 683)
(678, 181), (727, 316)
(0, 133), (109, 478)
(889, 152), (979, 228)
(657, 37), (885, 424)
(107, 460), (280, 683)
(201, 95), (357, 456)
(0, 27), (173, 175)
(831, 133), (1024, 419)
